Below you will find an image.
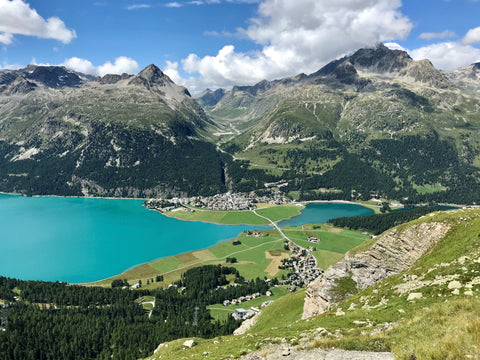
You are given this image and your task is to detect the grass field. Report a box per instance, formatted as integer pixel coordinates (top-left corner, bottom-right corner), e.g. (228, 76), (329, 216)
(282, 223), (369, 269)
(413, 183), (447, 194)
(163, 208), (269, 225)
(161, 204), (304, 225)
(256, 204), (304, 222)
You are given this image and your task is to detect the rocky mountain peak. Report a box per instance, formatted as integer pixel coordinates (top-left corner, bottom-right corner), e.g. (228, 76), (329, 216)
(347, 43), (412, 73)
(196, 88), (226, 106)
(25, 65), (83, 88)
(138, 64), (165, 81)
(311, 43), (412, 79)
(128, 64), (174, 89)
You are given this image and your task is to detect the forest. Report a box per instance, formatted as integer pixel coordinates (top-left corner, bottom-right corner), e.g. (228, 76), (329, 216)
(0, 265), (270, 360)
(328, 206), (451, 235)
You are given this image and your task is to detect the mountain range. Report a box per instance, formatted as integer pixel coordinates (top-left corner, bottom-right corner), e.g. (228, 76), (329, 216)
(0, 64), (227, 197)
(1, 43), (480, 202)
(198, 43), (480, 204)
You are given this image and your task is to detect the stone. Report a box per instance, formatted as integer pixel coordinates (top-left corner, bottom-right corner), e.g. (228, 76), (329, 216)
(183, 339), (196, 348)
(448, 280), (462, 289)
(465, 290), (474, 296)
(303, 222), (450, 319)
(407, 292), (423, 301)
(154, 343), (164, 354)
(335, 308), (345, 316)
(451, 289), (460, 295)
(282, 347), (290, 356)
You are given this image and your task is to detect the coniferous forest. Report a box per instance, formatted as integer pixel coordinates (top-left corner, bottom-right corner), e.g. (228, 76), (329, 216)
(0, 265), (270, 360)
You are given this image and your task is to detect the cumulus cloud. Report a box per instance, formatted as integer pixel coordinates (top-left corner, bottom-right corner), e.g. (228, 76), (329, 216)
(411, 42), (480, 70)
(165, 2), (182, 7)
(463, 26), (480, 44)
(96, 57), (139, 76)
(170, 0), (413, 91)
(62, 56), (139, 76)
(419, 30), (456, 40)
(0, 0), (76, 44)
(63, 57), (97, 75)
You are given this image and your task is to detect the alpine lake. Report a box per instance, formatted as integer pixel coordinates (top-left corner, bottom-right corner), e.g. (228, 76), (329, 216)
(0, 194), (372, 283)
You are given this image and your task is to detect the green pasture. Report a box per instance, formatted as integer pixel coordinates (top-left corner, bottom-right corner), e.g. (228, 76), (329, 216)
(256, 204), (304, 222)
(164, 208), (269, 225)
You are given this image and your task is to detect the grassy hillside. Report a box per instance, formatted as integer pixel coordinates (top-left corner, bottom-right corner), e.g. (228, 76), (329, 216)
(147, 208), (480, 360)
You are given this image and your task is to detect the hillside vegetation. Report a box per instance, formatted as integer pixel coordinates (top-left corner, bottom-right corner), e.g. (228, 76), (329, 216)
(148, 208), (480, 360)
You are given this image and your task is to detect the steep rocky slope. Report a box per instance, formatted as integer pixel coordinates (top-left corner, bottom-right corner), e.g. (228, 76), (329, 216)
(0, 65), (226, 197)
(303, 221), (451, 318)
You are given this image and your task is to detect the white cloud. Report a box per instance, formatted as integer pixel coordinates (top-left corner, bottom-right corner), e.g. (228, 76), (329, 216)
(419, 30), (456, 40)
(126, 4), (151, 10)
(0, 32), (13, 44)
(97, 57), (139, 76)
(384, 42), (407, 51)
(164, 60), (184, 84)
(463, 27), (480, 44)
(165, 2), (182, 7)
(411, 42), (480, 70)
(62, 56), (139, 76)
(0, 0), (76, 44)
(170, 0), (413, 91)
(63, 57), (97, 75)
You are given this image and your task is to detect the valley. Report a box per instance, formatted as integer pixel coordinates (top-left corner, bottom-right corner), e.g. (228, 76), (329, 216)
(1, 43), (480, 360)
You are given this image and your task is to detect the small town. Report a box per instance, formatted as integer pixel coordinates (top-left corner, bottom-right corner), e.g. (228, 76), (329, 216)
(227, 238), (323, 321)
(279, 240), (323, 287)
(144, 191), (290, 212)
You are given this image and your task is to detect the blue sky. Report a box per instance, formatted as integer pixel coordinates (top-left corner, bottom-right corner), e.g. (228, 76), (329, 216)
(1, 0), (480, 92)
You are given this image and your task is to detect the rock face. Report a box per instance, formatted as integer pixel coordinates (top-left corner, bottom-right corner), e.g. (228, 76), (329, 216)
(303, 221), (451, 319)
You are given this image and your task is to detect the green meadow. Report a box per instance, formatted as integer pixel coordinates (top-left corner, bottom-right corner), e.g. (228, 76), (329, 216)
(162, 204), (304, 225)
(90, 222), (368, 289)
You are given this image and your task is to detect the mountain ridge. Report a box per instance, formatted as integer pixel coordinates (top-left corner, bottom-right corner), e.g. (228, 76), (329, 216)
(0, 64), (226, 197)
(197, 43), (480, 204)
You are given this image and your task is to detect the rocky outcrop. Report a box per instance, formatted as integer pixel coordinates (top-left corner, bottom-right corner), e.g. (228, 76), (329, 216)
(303, 221), (451, 319)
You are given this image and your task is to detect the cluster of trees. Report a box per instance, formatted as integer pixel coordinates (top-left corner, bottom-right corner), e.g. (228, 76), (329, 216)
(328, 206), (449, 235)
(0, 264), (271, 360)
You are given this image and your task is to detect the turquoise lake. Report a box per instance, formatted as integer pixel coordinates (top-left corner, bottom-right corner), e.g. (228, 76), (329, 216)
(0, 194), (372, 283)
(278, 202), (373, 227)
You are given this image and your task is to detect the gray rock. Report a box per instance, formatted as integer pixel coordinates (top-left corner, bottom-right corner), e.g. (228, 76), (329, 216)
(303, 222), (450, 318)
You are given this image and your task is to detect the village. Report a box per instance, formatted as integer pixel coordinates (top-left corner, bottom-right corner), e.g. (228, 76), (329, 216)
(144, 191), (290, 212)
(227, 237), (324, 321)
